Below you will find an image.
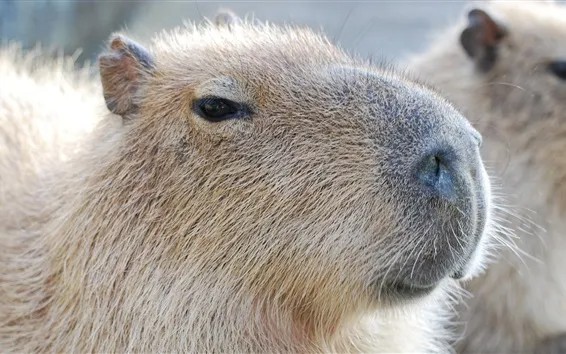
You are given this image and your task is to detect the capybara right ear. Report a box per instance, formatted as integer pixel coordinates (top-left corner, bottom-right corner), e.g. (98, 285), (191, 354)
(214, 9), (242, 30)
(459, 9), (506, 72)
(99, 35), (155, 118)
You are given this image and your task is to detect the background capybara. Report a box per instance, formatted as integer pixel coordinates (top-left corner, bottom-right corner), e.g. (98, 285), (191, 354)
(408, 1), (566, 352)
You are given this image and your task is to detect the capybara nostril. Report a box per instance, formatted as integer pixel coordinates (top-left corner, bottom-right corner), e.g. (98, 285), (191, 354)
(416, 151), (456, 200)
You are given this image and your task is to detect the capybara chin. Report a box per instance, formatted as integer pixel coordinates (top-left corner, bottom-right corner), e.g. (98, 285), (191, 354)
(0, 12), (494, 353)
(407, 1), (566, 352)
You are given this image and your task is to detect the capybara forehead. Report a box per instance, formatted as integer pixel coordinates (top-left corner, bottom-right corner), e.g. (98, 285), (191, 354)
(149, 24), (354, 89)
(153, 23), (349, 66)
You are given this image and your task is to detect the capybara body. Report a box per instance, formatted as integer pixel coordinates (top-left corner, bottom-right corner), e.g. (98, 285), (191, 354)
(0, 16), (493, 352)
(408, 1), (566, 352)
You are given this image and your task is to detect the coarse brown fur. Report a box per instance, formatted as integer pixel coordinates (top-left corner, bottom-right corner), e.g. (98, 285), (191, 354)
(407, 1), (566, 352)
(1, 16), (493, 352)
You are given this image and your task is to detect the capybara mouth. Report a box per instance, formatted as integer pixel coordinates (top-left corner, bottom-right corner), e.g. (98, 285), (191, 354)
(385, 280), (438, 300)
(377, 194), (489, 301)
(449, 178), (489, 280)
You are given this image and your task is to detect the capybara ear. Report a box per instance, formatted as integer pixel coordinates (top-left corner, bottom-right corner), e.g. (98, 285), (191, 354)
(459, 9), (506, 72)
(99, 34), (155, 117)
(214, 9), (242, 29)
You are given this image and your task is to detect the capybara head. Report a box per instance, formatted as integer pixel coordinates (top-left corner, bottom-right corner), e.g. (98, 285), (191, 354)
(70, 15), (494, 350)
(456, 0), (566, 202)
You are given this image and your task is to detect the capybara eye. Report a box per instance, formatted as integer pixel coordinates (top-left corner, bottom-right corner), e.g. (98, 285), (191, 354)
(193, 97), (249, 122)
(548, 60), (566, 81)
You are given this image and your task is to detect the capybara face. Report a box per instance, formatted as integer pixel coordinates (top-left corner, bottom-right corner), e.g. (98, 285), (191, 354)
(455, 1), (566, 204)
(97, 22), (492, 329)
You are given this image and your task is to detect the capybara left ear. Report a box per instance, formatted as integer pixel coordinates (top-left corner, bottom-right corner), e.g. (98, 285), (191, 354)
(214, 9), (242, 30)
(460, 9), (506, 72)
(99, 34), (155, 118)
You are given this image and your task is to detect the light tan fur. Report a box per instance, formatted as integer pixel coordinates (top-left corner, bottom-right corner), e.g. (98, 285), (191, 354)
(407, 1), (566, 352)
(1, 18), (493, 352)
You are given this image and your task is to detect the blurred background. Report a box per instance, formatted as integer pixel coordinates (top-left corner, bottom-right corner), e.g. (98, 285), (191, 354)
(0, 1), (471, 65)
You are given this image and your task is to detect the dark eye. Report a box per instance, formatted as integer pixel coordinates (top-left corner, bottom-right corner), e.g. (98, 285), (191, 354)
(193, 97), (250, 122)
(548, 60), (566, 81)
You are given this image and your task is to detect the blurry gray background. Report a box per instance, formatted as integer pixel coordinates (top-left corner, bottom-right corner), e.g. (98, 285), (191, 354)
(0, 1), (470, 65)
